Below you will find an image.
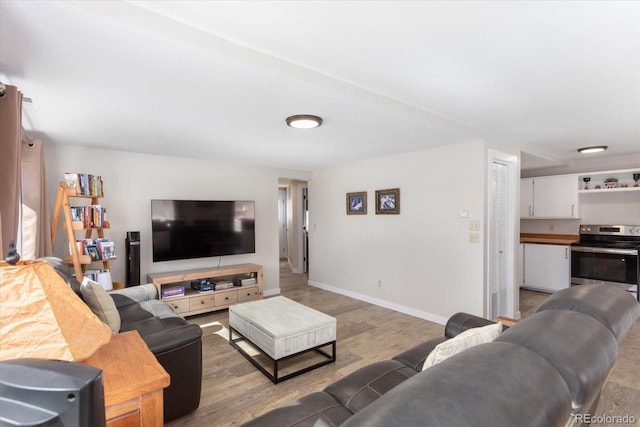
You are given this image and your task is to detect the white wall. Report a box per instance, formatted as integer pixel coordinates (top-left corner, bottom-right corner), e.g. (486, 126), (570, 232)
(308, 140), (487, 323)
(45, 143), (311, 293)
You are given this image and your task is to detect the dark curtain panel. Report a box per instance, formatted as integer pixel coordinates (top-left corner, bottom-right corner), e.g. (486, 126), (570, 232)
(0, 85), (22, 259)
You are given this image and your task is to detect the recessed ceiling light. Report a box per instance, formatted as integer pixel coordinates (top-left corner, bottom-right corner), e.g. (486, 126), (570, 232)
(577, 146), (608, 154)
(286, 115), (323, 129)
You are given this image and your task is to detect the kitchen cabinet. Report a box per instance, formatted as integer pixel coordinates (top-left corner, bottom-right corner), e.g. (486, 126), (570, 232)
(523, 243), (571, 292)
(520, 178), (535, 218)
(520, 175), (579, 219)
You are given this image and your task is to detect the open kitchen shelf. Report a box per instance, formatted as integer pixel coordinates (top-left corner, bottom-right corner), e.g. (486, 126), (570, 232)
(577, 168), (640, 194)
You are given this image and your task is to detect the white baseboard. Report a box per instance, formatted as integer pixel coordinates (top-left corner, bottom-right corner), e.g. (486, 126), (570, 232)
(264, 288), (281, 297)
(308, 280), (449, 325)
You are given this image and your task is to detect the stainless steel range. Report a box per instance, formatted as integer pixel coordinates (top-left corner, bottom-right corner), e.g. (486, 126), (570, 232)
(571, 225), (640, 301)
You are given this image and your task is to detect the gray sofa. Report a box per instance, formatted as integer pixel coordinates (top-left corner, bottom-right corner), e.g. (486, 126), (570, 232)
(242, 284), (640, 427)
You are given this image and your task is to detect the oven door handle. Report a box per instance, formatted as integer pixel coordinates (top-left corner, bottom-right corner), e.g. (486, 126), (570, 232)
(571, 246), (638, 255)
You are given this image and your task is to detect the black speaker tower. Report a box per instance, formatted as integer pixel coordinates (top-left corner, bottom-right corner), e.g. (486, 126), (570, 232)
(125, 231), (140, 287)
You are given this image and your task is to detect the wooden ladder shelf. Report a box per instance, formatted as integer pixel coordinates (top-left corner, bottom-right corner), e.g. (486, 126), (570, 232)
(51, 181), (111, 279)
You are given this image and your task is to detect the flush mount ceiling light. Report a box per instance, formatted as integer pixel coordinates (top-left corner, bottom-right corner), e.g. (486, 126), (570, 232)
(286, 114), (323, 129)
(577, 146), (608, 154)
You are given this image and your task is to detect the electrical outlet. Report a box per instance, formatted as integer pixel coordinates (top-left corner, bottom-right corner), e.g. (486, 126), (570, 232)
(377, 279), (382, 288)
(468, 232), (480, 243)
(469, 220), (480, 232)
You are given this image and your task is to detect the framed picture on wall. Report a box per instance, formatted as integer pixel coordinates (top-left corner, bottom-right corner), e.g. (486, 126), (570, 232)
(346, 191), (367, 215)
(375, 188), (400, 214)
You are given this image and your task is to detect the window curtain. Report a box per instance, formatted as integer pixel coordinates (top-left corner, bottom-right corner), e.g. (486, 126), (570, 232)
(21, 136), (52, 259)
(0, 83), (52, 260)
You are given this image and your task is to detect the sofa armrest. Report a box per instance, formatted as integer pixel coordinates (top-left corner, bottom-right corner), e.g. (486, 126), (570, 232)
(444, 312), (496, 338)
(392, 313), (497, 371)
(109, 284), (158, 309)
(141, 323), (202, 355)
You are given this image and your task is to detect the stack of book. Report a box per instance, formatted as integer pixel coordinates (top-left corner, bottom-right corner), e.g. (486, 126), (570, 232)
(70, 205), (108, 228)
(71, 238), (116, 261)
(64, 173), (103, 197)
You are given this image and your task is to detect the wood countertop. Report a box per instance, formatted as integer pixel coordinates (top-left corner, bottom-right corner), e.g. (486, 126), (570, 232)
(520, 233), (579, 245)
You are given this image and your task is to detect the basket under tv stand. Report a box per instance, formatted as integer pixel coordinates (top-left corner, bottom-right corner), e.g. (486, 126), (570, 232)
(147, 263), (263, 317)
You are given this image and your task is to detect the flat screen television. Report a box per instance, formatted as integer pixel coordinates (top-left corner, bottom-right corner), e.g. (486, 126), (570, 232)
(151, 199), (255, 262)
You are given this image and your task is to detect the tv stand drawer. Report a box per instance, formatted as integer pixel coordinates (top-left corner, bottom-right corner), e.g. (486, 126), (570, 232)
(215, 291), (238, 307)
(165, 298), (189, 314)
(238, 286), (260, 302)
(190, 294), (215, 311)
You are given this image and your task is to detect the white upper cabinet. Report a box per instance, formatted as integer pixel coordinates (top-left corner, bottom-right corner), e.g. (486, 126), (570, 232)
(520, 178), (535, 218)
(520, 175), (579, 219)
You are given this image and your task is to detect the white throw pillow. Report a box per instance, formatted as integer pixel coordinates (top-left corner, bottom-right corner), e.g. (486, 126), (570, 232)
(80, 277), (121, 334)
(422, 322), (503, 371)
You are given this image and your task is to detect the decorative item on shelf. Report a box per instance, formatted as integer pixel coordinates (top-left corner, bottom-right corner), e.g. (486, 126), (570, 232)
(634, 173), (640, 187)
(582, 177), (591, 190)
(604, 177), (618, 189)
(0, 247), (112, 362)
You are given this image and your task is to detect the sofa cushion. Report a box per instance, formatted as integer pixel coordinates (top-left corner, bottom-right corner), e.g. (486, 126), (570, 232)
(324, 360), (418, 413)
(496, 309), (618, 412)
(241, 392), (354, 427)
(422, 321), (502, 370)
(341, 342), (572, 427)
(80, 277), (120, 333)
(535, 284), (640, 342)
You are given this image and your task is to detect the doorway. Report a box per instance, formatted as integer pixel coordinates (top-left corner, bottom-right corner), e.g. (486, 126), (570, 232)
(278, 180), (309, 274)
(278, 188), (288, 260)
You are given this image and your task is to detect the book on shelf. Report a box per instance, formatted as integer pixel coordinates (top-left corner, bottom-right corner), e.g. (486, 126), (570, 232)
(71, 238), (116, 260)
(70, 205), (107, 228)
(161, 286), (185, 298)
(99, 241), (116, 259)
(86, 245), (100, 260)
(83, 269), (101, 281)
(64, 173), (103, 197)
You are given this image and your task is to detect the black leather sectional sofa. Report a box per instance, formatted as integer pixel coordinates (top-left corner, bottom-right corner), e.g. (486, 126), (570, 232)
(44, 257), (202, 422)
(242, 284), (640, 427)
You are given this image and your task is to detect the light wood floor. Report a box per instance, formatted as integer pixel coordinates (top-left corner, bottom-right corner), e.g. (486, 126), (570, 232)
(167, 263), (640, 427)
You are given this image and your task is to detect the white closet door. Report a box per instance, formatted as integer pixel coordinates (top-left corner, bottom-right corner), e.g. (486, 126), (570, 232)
(489, 161), (508, 318)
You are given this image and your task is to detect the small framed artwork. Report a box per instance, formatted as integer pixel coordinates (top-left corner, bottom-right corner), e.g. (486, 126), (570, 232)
(86, 245), (101, 261)
(346, 191), (367, 215)
(375, 188), (400, 214)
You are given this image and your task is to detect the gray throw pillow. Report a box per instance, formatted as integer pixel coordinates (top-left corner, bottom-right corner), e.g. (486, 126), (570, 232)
(80, 277), (121, 333)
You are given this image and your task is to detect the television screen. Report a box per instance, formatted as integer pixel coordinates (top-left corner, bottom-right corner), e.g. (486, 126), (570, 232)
(151, 200), (255, 262)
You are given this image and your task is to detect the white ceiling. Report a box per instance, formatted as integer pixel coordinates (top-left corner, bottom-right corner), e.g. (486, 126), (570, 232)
(1, 1), (639, 170)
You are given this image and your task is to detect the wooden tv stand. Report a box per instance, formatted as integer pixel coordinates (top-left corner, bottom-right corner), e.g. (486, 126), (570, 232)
(147, 263), (263, 317)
